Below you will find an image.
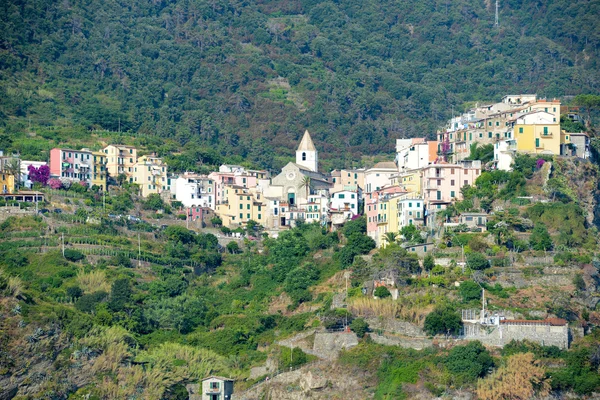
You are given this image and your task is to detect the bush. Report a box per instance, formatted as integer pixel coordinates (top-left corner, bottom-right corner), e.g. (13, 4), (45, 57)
(63, 249), (85, 262)
(458, 281), (481, 302)
(374, 286), (391, 298)
(66, 286), (83, 299)
(466, 252), (489, 270)
(423, 306), (462, 336)
(446, 341), (494, 384)
(350, 318), (369, 338)
(278, 346), (309, 370)
(75, 291), (108, 313)
(423, 254), (435, 271)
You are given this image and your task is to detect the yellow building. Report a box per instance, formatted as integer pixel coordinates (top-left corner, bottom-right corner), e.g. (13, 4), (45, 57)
(0, 173), (15, 194)
(514, 111), (562, 155)
(331, 168), (365, 191)
(132, 155), (169, 197)
(215, 185), (265, 227)
(103, 145), (137, 179)
(391, 170), (422, 195)
(92, 151), (107, 191)
(377, 195), (401, 248)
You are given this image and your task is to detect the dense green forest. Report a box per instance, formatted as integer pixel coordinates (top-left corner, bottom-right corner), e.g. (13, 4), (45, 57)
(1, 0), (600, 169)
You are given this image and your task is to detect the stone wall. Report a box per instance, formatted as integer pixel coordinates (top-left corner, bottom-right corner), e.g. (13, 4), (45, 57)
(365, 317), (426, 337)
(463, 322), (569, 349)
(367, 333), (432, 350)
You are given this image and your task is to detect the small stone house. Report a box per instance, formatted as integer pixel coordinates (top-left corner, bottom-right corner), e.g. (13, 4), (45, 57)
(200, 376), (234, 400)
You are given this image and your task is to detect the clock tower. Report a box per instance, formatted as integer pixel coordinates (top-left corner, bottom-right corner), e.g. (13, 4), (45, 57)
(296, 130), (318, 172)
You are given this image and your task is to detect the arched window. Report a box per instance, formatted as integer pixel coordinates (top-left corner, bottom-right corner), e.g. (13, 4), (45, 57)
(302, 152), (306, 161)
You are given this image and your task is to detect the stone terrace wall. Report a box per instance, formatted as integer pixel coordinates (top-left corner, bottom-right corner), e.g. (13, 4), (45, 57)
(464, 322), (569, 349)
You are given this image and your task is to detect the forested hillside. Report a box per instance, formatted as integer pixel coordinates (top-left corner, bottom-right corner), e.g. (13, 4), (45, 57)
(1, 0), (600, 168)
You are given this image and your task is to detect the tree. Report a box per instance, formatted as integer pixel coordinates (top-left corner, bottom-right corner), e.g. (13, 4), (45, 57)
(423, 254), (435, 271)
(226, 241), (240, 254)
(573, 274), (586, 291)
(211, 216), (222, 226)
(466, 252), (490, 270)
(383, 232), (397, 245)
(298, 175), (313, 201)
(573, 94), (600, 127)
(477, 352), (550, 400)
(459, 280), (482, 302)
(350, 318), (369, 338)
(109, 278), (132, 312)
(64, 249), (85, 262)
(447, 341), (494, 385)
(529, 223), (553, 251)
(143, 193), (165, 210)
(374, 286), (391, 298)
(2, 158), (21, 190)
(423, 306), (462, 336)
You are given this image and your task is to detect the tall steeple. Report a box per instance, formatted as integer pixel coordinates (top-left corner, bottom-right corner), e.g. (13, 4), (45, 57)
(296, 130), (318, 172)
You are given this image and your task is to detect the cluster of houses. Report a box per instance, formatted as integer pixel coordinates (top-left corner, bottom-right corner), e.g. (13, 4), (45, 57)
(0, 94), (590, 244)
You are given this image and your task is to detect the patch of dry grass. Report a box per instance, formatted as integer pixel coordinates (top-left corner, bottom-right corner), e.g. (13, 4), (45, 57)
(76, 268), (110, 293)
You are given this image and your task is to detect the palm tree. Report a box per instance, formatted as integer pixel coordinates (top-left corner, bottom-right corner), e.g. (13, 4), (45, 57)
(2, 157), (21, 191)
(298, 175), (313, 203)
(383, 232), (398, 245)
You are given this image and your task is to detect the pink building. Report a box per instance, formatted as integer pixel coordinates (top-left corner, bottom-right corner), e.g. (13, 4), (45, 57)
(366, 186), (406, 241)
(422, 160), (482, 209)
(49, 148), (93, 184)
(209, 167), (267, 206)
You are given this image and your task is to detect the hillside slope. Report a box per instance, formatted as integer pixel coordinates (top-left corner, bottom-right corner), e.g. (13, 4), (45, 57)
(1, 0), (600, 169)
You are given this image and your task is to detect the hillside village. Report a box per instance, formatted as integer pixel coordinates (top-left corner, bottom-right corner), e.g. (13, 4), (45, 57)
(1, 94), (600, 400)
(1, 94), (591, 245)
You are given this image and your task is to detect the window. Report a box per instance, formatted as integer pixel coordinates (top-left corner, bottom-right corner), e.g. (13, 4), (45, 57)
(451, 190), (455, 198)
(496, 121), (499, 126)
(351, 194), (355, 199)
(239, 204), (243, 209)
(338, 194), (345, 199)
(536, 138), (540, 148)
(543, 127), (548, 135)
(302, 152), (306, 161)
(417, 212), (420, 218)
(519, 127), (523, 133)
(464, 180), (468, 185)
(451, 168), (455, 174)
(436, 191), (441, 200)
(130, 158), (133, 163)
(417, 203), (420, 207)
(479, 133), (483, 138)
(247, 204), (250, 210)
(247, 213), (250, 219)
(488, 121), (492, 126)
(437, 179), (441, 186)
(566, 135), (569, 140)
(351, 204), (355, 208)
(239, 213), (243, 219)
(488, 132), (492, 138)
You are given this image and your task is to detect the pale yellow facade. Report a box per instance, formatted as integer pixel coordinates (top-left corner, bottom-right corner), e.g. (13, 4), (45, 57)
(132, 155), (169, 197)
(0, 173), (15, 194)
(391, 170), (422, 195)
(514, 124), (562, 154)
(103, 145), (137, 179)
(332, 169), (365, 191)
(215, 185), (265, 227)
(377, 196), (401, 248)
(92, 151), (107, 191)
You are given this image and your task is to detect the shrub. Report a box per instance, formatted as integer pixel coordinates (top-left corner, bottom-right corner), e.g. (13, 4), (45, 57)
(458, 281), (481, 302)
(423, 254), (435, 271)
(66, 286), (83, 299)
(75, 291), (108, 313)
(64, 249), (85, 262)
(374, 286), (391, 298)
(446, 341), (494, 384)
(350, 318), (369, 338)
(278, 346), (309, 370)
(423, 306), (462, 336)
(466, 252), (489, 270)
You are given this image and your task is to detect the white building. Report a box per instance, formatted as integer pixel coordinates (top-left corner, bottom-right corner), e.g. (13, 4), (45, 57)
(330, 190), (359, 216)
(173, 173), (215, 209)
(395, 138), (437, 172)
(398, 197), (425, 229)
(300, 194), (329, 225)
(365, 161), (398, 193)
(494, 139), (517, 171)
(20, 160), (47, 186)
